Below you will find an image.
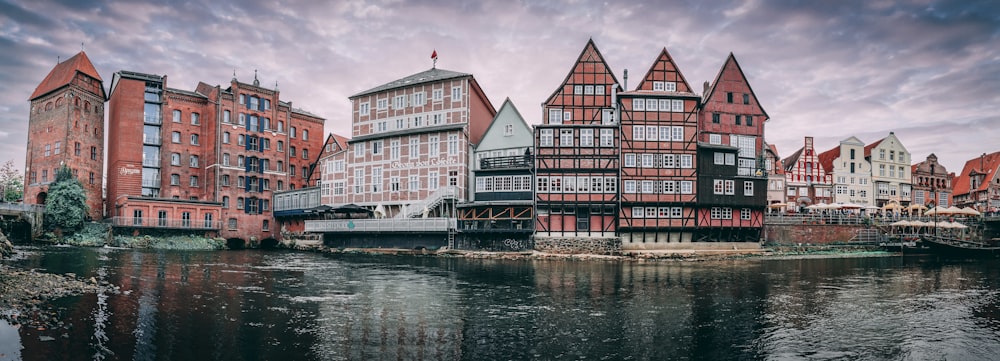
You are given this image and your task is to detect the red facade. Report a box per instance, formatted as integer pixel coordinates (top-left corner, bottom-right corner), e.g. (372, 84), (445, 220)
(534, 40), (621, 238)
(25, 51), (106, 220)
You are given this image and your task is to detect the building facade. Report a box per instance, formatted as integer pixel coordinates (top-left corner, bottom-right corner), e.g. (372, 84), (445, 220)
(865, 132), (912, 207)
(818, 136), (874, 206)
(783, 136), (833, 207)
(618, 48), (701, 245)
(694, 53), (768, 241)
(106, 70), (324, 244)
(456, 99), (535, 250)
(534, 40), (622, 240)
(321, 67), (496, 217)
(911, 153), (951, 207)
(952, 151), (1000, 211)
(763, 143), (786, 208)
(25, 51), (106, 220)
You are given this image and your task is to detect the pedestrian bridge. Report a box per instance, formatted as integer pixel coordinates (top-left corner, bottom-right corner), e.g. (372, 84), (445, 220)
(0, 203), (45, 239)
(305, 218), (456, 233)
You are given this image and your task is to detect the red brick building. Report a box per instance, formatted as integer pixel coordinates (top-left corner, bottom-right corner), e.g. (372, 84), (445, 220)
(25, 51), (106, 220)
(107, 71), (324, 245)
(534, 39), (622, 240)
(783, 136), (833, 207)
(911, 153), (951, 207)
(952, 151), (1000, 211)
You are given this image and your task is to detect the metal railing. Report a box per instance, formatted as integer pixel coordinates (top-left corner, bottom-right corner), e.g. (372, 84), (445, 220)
(109, 217), (221, 230)
(480, 155), (533, 170)
(273, 187), (321, 212)
(395, 186), (459, 219)
(305, 218), (456, 233)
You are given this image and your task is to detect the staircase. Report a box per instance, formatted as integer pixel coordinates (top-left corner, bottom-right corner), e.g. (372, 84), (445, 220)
(851, 229), (882, 244)
(394, 186), (459, 219)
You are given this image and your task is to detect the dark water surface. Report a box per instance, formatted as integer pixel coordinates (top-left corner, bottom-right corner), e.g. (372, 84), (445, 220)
(2, 246), (1000, 360)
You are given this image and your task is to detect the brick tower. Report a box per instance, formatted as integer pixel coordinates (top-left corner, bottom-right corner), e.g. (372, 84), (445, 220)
(25, 51), (106, 220)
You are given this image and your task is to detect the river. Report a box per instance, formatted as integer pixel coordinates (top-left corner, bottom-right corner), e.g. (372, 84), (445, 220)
(2, 245), (1000, 360)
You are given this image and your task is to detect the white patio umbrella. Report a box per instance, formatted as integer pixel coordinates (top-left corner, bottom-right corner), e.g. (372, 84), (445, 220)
(961, 207), (981, 216)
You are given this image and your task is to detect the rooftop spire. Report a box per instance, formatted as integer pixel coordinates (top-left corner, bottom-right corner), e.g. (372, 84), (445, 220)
(253, 69), (260, 86)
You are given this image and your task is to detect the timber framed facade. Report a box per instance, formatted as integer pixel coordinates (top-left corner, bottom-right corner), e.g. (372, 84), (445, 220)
(534, 40), (622, 239)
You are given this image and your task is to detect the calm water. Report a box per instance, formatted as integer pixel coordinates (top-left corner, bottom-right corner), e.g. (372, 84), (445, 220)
(2, 246), (1000, 361)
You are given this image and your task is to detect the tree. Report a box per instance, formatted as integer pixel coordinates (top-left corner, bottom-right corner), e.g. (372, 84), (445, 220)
(0, 160), (23, 202)
(45, 165), (88, 232)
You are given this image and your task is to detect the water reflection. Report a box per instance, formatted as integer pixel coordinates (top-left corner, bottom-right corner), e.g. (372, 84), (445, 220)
(2, 247), (1000, 360)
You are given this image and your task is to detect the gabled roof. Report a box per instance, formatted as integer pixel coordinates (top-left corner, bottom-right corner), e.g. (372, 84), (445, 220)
(476, 97), (532, 150)
(318, 132), (351, 161)
(30, 51), (104, 100)
(629, 47), (697, 96)
(863, 139), (884, 158)
(782, 147), (804, 173)
(702, 53), (769, 120)
(350, 68), (470, 98)
(543, 39), (623, 105)
(817, 146), (840, 176)
(952, 151), (1000, 196)
(765, 144), (785, 175)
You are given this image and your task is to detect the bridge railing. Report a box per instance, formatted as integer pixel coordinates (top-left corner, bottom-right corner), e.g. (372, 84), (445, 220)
(108, 217), (221, 230)
(306, 218), (456, 233)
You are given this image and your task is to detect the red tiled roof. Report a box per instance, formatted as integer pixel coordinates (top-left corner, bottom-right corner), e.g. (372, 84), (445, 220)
(863, 138), (883, 158)
(817, 146), (840, 176)
(30, 51), (102, 100)
(952, 151), (1000, 196)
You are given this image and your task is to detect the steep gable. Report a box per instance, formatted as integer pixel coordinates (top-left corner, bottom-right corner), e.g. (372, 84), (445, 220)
(542, 39), (622, 124)
(476, 98), (533, 152)
(632, 48), (695, 95)
(952, 151), (1000, 196)
(30, 51), (105, 100)
(817, 146), (840, 176)
(702, 53), (769, 119)
(863, 139), (884, 158)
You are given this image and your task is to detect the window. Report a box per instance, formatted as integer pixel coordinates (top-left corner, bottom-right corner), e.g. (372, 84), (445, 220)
(646, 99), (657, 111)
(600, 129), (614, 147)
(359, 102), (370, 115)
(172, 110), (181, 122)
(290, 126), (297, 138)
(429, 136), (439, 156)
(574, 85), (583, 94)
(624, 154), (636, 167)
(633, 126), (645, 141)
(560, 129), (573, 147)
(54, 141), (61, 155)
(744, 181), (754, 196)
(634, 98), (645, 111)
(672, 126), (684, 141)
(735, 115), (742, 125)
(714, 180), (724, 195)
(432, 89), (443, 101)
(641, 154), (654, 168)
(190, 176), (199, 187)
(302, 130), (308, 141)
(172, 131), (181, 143)
(412, 92), (425, 106)
(303, 149), (309, 159)
(189, 155), (199, 168)
(580, 129), (594, 146)
(409, 138), (420, 158)
(540, 129), (553, 147)
(170, 174), (180, 185)
(504, 124), (514, 136)
(451, 86), (462, 101)
(743, 94), (750, 105)
(221, 174), (230, 186)
(290, 146), (297, 157)
(171, 153), (181, 166)
(653, 81), (664, 91)
(741, 208), (752, 220)
(725, 180), (735, 195)
(624, 180), (636, 193)
(190, 134), (199, 145)
(633, 207), (644, 218)
(709, 134), (721, 145)
(448, 134), (458, 155)
(714, 152), (725, 165)
(191, 112), (200, 125)
(746, 116), (753, 126)
(726, 92), (733, 103)
(74, 142), (81, 156)
(548, 109), (562, 124)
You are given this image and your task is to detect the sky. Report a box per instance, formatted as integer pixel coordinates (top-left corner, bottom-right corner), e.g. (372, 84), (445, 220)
(1, 0), (999, 176)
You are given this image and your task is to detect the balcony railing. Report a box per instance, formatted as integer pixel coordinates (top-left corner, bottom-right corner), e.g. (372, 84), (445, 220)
(480, 155), (533, 170)
(144, 114), (162, 125)
(110, 217), (221, 230)
(306, 218), (456, 233)
(273, 187), (321, 212)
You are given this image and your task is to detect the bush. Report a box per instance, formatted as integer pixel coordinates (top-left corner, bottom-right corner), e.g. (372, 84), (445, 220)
(44, 166), (88, 233)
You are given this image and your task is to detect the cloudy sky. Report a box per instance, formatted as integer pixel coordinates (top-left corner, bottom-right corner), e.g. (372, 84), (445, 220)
(1, 0), (998, 175)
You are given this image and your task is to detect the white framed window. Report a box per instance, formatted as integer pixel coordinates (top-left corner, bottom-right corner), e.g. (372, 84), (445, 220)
(376, 98), (388, 110)
(624, 154), (636, 167)
(671, 99), (683, 112)
(714, 152), (725, 165)
(602, 109), (614, 124)
(600, 129), (614, 147)
(709, 134), (722, 145)
(663, 181), (676, 194)
(560, 129), (573, 147)
(359, 102), (370, 115)
(393, 95), (406, 109)
(671, 207), (683, 218)
(646, 126), (658, 141)
(659, 126), (671, 141)
(504, 124), (514, 136)
(390, 140), (400, 159)
(633, 126), (645, 141)
(681, 181), (693, 194)
(672, 126), (684, 141)
(632, 207), (644, 218)
(711, 207), (722, 219)
(584, 85), (594, 94)
(653, 81), (665, 91)
(665, 82), (677, 92)
(725, 153), (736, 166)
(451, 86), (462, 101)
(641, 154), (654, 168)
(448, 134), (458, 155)
(604, 177), (617, 193)
(645, 207), (657, 218)
(714, 180), (724, 195)
(540, 129), (554, 147)
(641, 181), (654, 194)
(354, 142), (365, 157)
(741, 208), (752, 220)
(595, 85), (604, 95)
(432, 89), (443, 101)
(680, 154), (693, 168)
(658, 207), (670, 218)
(646, 99), (657, 111)
(371, 140), (383, 155)
(725, 180), (735, 195)
(564, 111), (572, 122)
(662, 154), (676, 168)
(574, 85), (583, 94)
(549, 109), (563, 124)
(536, 176), (549, 192)
(412, 92), (426, 106)
(634, 98), (645, 111)
(624, 180), (637, 193)
(744, 181), (754, 196)
(580, 129), (594, 146)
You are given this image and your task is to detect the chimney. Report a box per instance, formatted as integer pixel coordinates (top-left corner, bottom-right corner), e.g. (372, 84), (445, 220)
(703, 81), (710, 96)
(623, 69), (628, 91)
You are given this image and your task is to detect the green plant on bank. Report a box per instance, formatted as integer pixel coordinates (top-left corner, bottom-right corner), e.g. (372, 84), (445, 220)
(44, 165), (88, 233)
(0, 160), (24, 202)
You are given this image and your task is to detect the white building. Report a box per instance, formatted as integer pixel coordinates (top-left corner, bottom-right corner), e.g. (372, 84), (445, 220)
(865, 132), (912, 207)
(818, 136), (874, 206)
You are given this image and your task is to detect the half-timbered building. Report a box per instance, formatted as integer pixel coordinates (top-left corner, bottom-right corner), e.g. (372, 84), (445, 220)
(911, 153), (951, 207)
(618, 48), (700, 246)
(783, 136), (833, 207)
(534, 40), (622, 241)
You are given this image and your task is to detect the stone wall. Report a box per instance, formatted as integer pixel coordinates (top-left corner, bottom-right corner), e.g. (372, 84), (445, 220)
(0, 230), (12, 259)
(533, 237), (621, 255)
(764, 223), (870, 245)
